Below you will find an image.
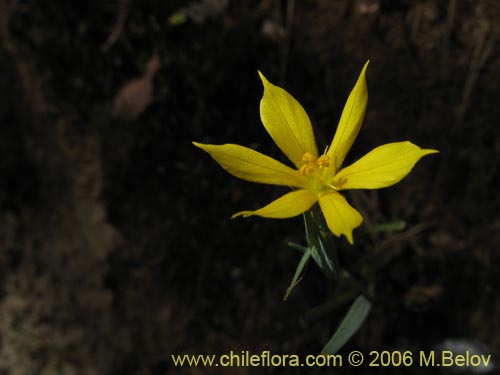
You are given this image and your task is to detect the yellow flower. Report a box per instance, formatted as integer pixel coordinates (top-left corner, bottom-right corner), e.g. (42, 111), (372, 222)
(193, 62), (438, 244)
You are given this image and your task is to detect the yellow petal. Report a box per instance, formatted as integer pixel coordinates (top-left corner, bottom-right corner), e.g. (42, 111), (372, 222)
(232, 189), (317, 219)
(318, 192), (363, 245)
(332, 141), (438, 190)
(193, 142), (307, 188)
(325, 62), (369, 177)
(258, 71), (318, 168)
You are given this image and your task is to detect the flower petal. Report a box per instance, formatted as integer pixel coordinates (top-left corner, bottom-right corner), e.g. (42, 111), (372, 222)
(193, 142), (308, 188)
(259, 71), (318, 167)
(232, 189), (317, 219)
(325, 62), (369, 177)
(332, 141), (439, 190)
(318, 192), (363, 245)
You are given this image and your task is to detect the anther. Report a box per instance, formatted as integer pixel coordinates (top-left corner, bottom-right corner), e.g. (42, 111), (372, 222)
(302, 152), (316, 164)
(299, 164), (314, 176)
(300, 152), (317, 175)
(317, 155), (330, 168)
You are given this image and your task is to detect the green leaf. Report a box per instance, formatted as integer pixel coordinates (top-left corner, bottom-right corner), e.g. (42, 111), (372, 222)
(283, 247), (311, 301)
(310, 237), (337, 279)
(370, 220), (406, 233)
(321, 295), (371, 354)
(287, 241), (307, 254)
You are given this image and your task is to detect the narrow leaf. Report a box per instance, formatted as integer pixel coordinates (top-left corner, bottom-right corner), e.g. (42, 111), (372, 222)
(303, 206), (339, 279)
(321, 295), (371, 354)
(284, 248), (311, 301)
(370, 220), (406, 233)
(287, 241), (307, 254)
(310, 240), (337, 279)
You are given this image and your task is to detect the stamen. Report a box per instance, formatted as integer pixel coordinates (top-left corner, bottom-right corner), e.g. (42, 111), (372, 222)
(300, 152), (316, 175)
(302, 152), (316, 164)
(299, 164), (314, 176)
(317, 154), (330, 168)
(326, 183), (338, 191)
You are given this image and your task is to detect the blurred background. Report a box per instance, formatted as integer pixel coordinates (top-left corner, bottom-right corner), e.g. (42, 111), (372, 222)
(0, 0), (498, 374)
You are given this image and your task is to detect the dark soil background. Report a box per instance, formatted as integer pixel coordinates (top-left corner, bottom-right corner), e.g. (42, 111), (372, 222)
(0, 0), (498, 374)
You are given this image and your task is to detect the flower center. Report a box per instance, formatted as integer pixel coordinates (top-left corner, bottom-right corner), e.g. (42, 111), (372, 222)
(299, 152), (338, 193)
(299, 152), (330, 176)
